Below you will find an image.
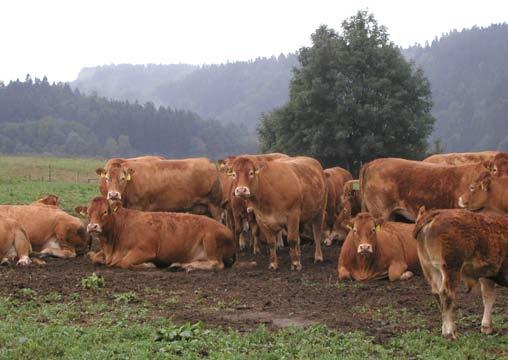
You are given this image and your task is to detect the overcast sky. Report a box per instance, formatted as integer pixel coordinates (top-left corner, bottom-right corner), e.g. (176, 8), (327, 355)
(1, 0), (507, 83)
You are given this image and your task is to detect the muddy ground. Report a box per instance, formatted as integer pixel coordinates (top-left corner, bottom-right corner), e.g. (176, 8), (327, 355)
(1, 242), (506, 343)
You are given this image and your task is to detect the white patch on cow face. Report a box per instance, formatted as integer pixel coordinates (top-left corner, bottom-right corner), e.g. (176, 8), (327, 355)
(357, 243), (373, 254)
(458, 197), (466, 208)
(107, 191), (122, 201)
(234, 186), (251, 198)
(87, 223), (102, 234)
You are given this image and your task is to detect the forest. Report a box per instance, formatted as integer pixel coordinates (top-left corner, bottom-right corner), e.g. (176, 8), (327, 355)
(0, 77), (256, 159)
(74, 23), (508, 153)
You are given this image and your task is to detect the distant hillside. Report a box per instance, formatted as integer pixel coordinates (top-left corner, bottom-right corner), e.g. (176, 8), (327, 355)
(73, 54), (298, 131)
(403, 23), (508, 152)
(0, 77), (256, 158)
(73, 24), (508, 152)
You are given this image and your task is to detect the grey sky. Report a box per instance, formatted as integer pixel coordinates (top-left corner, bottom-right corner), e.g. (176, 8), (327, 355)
(1, 0), (506, 82)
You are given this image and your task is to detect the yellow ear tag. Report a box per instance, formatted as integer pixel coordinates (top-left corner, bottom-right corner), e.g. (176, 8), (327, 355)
(125, 173), (132, 181)
(346, 225), (353, 231)
(112, 206), (118, 213)
(226, 170), (233, 177)
(254, 168), (260, 175)
(100, 172), (107, 178)
(80, 210), (87, 217)
(375, 224), (381, 232)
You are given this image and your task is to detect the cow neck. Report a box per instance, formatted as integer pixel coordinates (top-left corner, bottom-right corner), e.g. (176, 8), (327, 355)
(246, 175), (275, 214)
(103, 209), (127, 245)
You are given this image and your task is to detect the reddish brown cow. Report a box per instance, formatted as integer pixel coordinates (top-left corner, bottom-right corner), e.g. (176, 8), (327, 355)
(458, 171), (508, 214)
(31, 194), (60, 208)
(77, 197), (236, 270)
(423, 151), (498, 166)
(0, 205), (89, 258)
(342, 180), (361, 218)
(218, 153), (290, 253)
(228, 156), (327, 270)
(322, 167), (353, 245)
(360, 158), (485, 221)
(414, 208), (508, 339)
(0, 216), (32, 265)
(338, 213), (419, 281)
(97, 156), (223, 220)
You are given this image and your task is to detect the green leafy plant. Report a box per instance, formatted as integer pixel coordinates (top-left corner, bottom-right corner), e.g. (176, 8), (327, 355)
(80, 273), (105, 290)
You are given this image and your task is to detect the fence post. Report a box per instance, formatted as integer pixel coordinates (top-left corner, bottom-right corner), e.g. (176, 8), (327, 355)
(48, 165), (52, 182)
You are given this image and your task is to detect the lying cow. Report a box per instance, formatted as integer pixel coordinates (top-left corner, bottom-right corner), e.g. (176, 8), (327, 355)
(31, 194), (60, 208)
(0, 205), (90, 258)
(423, 151), (498, 166)
(338, 213), (419, 281)
(0, 216), (31, 265)
(77, 197), (236, 270)
(228, 156), (327, 270)
(414, 207), (508, 339)
(218, 153), (289, 253)
(97, 156), (223, 221)
(360, 158), (485, 221)
(322, 167), (353, 245)
(458, 171), (508, 214)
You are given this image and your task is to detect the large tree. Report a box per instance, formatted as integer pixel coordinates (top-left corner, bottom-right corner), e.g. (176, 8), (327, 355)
(258, 11), (435, 172)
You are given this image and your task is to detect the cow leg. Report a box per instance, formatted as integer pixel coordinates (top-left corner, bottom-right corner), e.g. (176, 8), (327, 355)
(87, 250), (106, 265)
(287, 214), (302, 270)
(338, 266), (352, 281)
(439, 291), (457, 340)
(388, 262), (412, 281)
(276, 231), (284, 249)
(180, 260), (224, 272)
(14, 230), (31, 266)
(250, 221), (261, 255)
(115, 249), (156, 270)
(480, 278), (496, 335)
(311, 216), (324, 263)
(40, 247), (76, 259)
(257, 221), (278, 270)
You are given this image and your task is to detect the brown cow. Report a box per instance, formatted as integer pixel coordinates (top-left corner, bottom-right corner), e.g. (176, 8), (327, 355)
(31, 194), (60, 208)
(96, 156), (223, 220)
(323, 167), (353, 245)
(360, 158), (485, 221)
(414, 208), (508, 339)
(77, 197), (236, 271)
(342, 180), (361, 218)
(458, 171), (508, 214)
(0, 216), (32, 265)
(338, 213), (419, 281)
(228, 156), (327, 270)
(218, 153), (290, 253)
(0, 205), (89, 258)
(423, 151), (498, 166)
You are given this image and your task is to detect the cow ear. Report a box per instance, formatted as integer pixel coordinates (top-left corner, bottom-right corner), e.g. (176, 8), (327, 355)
(96, 168), (107, 177)
(125, 168), (134, 181)
(255, 163), (266, 175)
(75, 206), (87, 217)
(217, 159), (227, 171)
(483, 160), (494, 172)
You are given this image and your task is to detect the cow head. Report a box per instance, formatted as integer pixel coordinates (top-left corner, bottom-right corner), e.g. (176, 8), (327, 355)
(96, 165), (134, 201)
(347, 213), (383, 256)
(492, 153), (508, 177)
(229, 157), (264, 199)
(458, 171), (491, 211)
(76, 197), (122, 235)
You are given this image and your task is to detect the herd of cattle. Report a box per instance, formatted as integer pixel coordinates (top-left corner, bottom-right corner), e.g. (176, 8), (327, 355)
(0, 150), (507, 339)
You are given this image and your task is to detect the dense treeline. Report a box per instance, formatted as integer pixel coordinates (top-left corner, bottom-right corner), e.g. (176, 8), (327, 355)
(0, 77), (256, 158)
(403, 23), (508, 152)
(74, 55), (299, 131)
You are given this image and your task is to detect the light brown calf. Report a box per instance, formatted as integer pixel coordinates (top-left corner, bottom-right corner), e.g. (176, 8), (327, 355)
(338, 213), (419, 281)
(414, 208), (508, 339)
(77, 197), (236, 271)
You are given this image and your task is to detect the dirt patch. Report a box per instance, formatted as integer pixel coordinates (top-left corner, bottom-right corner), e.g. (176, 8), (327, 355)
(1, 242), (507, 341)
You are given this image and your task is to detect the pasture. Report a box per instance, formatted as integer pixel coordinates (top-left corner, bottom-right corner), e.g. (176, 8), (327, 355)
(0, 155), (507, 359)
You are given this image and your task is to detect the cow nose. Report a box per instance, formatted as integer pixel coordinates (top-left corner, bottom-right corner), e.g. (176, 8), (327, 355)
(107, 191), (121, 200)
(458, 197), (467, 208)
(234, 186), (251, 197)
(358, 244), (373, 254)
(87, 223), (102, 233)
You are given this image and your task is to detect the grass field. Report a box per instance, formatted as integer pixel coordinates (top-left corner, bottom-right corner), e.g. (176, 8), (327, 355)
(0, 155), (507, 359)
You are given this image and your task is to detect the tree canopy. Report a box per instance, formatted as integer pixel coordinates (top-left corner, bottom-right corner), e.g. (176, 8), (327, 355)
(258, 11), (435, 171)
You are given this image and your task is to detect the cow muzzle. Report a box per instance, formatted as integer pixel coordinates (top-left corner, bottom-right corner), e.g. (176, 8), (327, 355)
(357, 244), (373, 254)
(87, 223), (102, 234)
(107, 191), (122, 201)
(234, 186), (251, 198)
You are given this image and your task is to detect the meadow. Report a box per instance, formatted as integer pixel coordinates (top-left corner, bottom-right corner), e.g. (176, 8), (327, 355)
(0, 155), (507, 359)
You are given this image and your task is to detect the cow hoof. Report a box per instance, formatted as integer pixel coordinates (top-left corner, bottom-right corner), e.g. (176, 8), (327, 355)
(1, 258), (10, 266)
(253, 247), (260, 255)
(32, 259), (46, 266)
(16, 257), (31, 266)
(481, 326), (494, 335)
(324, 238), (332, 246)
(400, 271), (414, 280)
(314, 255), (323, 263)
(442, 331), (458, 340)
(291, 262), (302, 271)
(268, 263), (278, 271)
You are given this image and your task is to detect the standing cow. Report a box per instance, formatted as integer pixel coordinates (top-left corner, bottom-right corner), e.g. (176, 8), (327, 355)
(360, 158), (485, 221)
(96, 156), (223, 221)
(458, 171), (508, 214)
(414, 208), (508, 339)
(323, 167), (353, 245)
(228, 156), (327, 270)
(338, 213), (419, 281)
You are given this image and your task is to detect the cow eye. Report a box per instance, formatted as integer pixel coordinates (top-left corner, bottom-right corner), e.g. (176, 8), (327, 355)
(371, 227), (376, 233)
(249, 170), (254, 177)
(103, 211), (108, 215)
(470, 186), (475, 192)
(232, 172), (236, 179)
(493, 167), (498, 173)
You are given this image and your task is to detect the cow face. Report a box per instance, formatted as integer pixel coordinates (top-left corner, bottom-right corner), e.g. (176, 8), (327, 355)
(77, 197), (120, 235)
(229, 158), (263, 199)
(492, 153), (508, 177)
(458, 172), (491, 211)
(348, 213), (383, 256)
(96, 166), (134, 201)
